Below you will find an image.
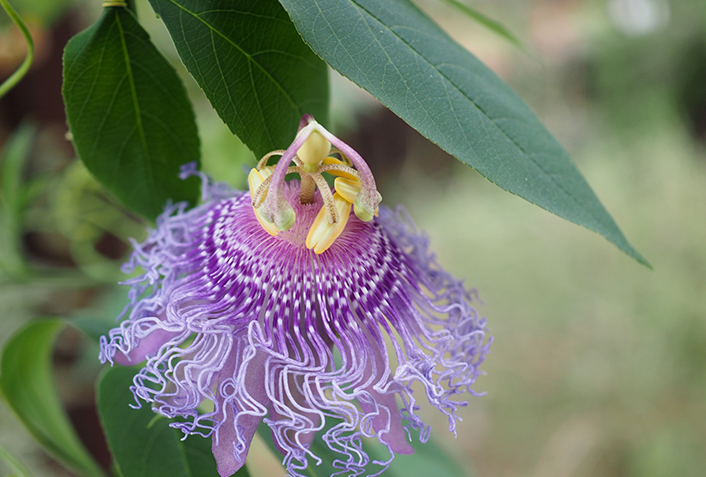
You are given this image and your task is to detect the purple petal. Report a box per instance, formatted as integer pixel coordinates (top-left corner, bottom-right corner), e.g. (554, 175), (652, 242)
(99, 165), (491, 477)
(360, 391), (414, 455)
(212, 408), (261, 477)
(356, 332), (414, 455)
(213, 346), (270, 477)
(114, 326), (179, 365)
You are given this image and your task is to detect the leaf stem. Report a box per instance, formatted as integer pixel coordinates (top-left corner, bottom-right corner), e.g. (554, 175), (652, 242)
(0, 0), (34, 99)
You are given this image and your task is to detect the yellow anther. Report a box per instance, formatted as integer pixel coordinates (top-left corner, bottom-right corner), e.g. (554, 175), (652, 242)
(322, 157), (358, 180)
(258, 165), (275, 180)
(247, 169), (279, 236)
(248, 168), (268, 202)
(334, 177), (361, 204)
(329, 149), (353, 166)
(297, 131), (330, 168)
(306, 193), (351, 254)
(335, 177), (378, 219)
(354, 200), (375, 222)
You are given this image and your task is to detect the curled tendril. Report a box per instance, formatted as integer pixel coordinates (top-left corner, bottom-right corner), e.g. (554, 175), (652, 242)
(0, 0), (34, 99)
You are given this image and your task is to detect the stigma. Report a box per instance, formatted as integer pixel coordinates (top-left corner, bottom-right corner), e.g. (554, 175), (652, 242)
(247, 115), (381, 254)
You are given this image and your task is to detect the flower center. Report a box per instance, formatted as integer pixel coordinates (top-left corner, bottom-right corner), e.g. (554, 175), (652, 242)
(248, 115), (382, 254)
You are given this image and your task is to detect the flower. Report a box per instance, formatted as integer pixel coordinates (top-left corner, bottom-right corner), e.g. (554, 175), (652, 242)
(99, 115), (491, 477)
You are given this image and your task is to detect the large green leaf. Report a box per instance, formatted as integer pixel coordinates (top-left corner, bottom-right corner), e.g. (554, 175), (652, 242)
(277, 0), (648, 266)
(0, 319), (105, 477)
(147, 0), (329, 159)
(63, 7), (200, 221)
(97, 365), (250, 477)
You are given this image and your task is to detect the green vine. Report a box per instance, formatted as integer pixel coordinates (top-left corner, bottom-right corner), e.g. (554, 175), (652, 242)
(0, 0), (34, 99)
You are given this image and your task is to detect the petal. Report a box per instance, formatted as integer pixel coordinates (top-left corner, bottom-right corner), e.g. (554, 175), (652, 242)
(358, 337), (414, 455)
(213, 349), (270, 477)
(268, 383), (321, 456)
(212, 411), (262, 477)
(360, 390), (414, 455)
(114, 322), (179, 365)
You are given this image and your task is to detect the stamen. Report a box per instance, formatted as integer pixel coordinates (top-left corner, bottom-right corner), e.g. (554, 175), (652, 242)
(247, 169), (279, 236)
(315, 128), (381, 221)
(305, 193), (351, 254)
(311, 173), (338, 224)
(334, 177), (361, 204)
(335, 177), (379, 217)
(252, 174), (273, 208)
(328, 148), (352, 166)
(253, 166), (301, 208)
(320, 159), (361, 181)
(256, 115), (384, 243)
(257, 150), (286, 170)
(258, 165), (275, 179)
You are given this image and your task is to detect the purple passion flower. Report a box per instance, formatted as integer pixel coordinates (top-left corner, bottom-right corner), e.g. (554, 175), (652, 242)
(99, 115), (491, 477)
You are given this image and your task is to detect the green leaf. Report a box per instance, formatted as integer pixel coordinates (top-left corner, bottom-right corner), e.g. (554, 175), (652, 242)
(97, 365), (250, 477)
(0, 123), (35, 277)
(0, 123), (34, 216)
(147, 0), (329, 159)
(0, 319), (106, 477)
(277, 0), (648, 266)
(63, 7), (201, 221)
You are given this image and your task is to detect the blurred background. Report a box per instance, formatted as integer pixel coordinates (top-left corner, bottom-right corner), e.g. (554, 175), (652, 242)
(1, 0), (705, 476)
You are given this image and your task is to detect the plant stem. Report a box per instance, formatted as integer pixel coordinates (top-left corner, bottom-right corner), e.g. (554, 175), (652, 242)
(0, 0), (34, 99)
